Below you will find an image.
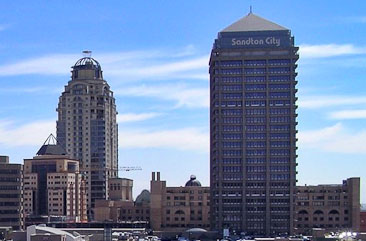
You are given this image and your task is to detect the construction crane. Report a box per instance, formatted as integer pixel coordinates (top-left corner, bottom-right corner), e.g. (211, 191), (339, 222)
(118, 166), (142, 172)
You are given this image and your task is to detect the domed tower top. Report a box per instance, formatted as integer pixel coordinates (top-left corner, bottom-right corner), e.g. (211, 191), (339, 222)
(71, 51), (103, 80)
(185, 175), (202, 187)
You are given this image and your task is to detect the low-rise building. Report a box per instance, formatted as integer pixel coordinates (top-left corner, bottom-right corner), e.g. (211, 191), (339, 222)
(94, 178), (150, 224)
(360, 204), (366, 232)
(295, 177), (360, 234)
(94, 172), (210, 231)
(23, 135), (87, 224)
(150, 172), (210, 231)
(0, 155), (24, 230)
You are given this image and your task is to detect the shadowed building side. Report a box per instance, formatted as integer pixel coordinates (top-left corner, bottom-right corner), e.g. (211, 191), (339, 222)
(210, 12), (298, 235)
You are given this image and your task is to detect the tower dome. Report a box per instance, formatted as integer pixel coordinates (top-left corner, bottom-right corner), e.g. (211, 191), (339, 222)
(71, 51), (103, 80)
(185, 175), (202, 187)
(73, 57), (101, 70)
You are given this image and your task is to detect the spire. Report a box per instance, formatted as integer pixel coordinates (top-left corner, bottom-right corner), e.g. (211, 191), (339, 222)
(42, 133), (57, 145)
(221, 13), (288, 32)
(36, 134), (67, 156)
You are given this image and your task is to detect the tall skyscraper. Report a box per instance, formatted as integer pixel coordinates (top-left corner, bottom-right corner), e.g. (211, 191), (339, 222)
(210, 13), (298, 235)
(57, 54), (118, 217)
(0, 156), (24, 230)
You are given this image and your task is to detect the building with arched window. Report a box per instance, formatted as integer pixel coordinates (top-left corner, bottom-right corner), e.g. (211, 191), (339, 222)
(295, 178), (360, 234)
(150, 172), (210, 231)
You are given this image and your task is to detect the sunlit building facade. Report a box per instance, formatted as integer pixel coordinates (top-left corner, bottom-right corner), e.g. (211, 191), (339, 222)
(56, 55), (118, 217)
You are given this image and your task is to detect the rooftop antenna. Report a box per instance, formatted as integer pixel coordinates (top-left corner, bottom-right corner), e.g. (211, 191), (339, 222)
(82, 50), (92, 57)
(249, 5), (253, 14)
(43, 133), (57, 145)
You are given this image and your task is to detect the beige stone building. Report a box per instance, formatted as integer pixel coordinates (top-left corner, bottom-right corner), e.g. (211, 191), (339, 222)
(94, 172), (210, 231)
(0, 156), (24, 230)
(295, 177), (360, 234)
(56, 55), (119, 216)
(93, 177), (147, 223)
(109, 178), (133, 201)
(23, 136), (87, 223)
(150, 172), (210, 231)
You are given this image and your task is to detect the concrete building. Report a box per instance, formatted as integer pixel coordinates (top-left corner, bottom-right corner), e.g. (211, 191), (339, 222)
(56, 53), (118, 215)
(94, 172), (210, 232)
(23, 135), (87, 223)
(93, 178), (145, 223)
(150, 172), (210, 231)
(295, 178), (360, 234)
(109, 178), (133, 201)
(360, 204), (366, 232)
(0, 155), (24, 230)
(209, 12), (298, 235)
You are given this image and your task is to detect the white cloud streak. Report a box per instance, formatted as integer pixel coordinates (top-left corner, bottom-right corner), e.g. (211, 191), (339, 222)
(329, 109), (366, 120)
(116, 84), (209, 108)
(298, 95), (366, 109)
(0, 120), (55, 147)
(117, 112), (161, 123)
(119, 128), (208, 152)
(0, 48), (209, 81)
(299, 44), (366, 58)
(298, 123), (366, 154)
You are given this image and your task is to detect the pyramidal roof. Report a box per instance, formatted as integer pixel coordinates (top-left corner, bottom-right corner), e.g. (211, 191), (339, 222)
(36, 134), (67, 156)
(221, 13), (288, 32)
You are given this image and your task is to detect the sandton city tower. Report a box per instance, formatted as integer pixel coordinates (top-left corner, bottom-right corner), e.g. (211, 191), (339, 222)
(210, 13), (298, 235)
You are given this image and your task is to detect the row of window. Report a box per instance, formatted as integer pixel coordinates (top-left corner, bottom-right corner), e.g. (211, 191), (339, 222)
(215, 67), (291, 75)
(215, 84), (292, 91)
(219, 117), (293, 124)
(216, 75), (292, 83)
(215, 59), (292, 67)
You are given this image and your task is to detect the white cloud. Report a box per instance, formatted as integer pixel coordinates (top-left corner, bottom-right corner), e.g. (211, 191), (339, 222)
(119, 127), (208, 152)
(117, 112), (161, 123)
(0, 120), (55, 147)
(298, 95), (366, 109)
(299, 44), (366, 58)
(343, 16), (366, 24)
(329, 109), (366, 120)
(116, 84), (209, 108)
(0, 48), (208, 81)
(298, 123), (366, 154)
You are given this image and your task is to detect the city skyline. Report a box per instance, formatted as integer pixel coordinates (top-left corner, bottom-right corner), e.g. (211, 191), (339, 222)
(0, 1), (365, 203)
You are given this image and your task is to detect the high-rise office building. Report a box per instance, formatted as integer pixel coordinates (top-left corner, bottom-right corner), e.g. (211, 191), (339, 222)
(56, 54), (118, 216)
(210, 13), (298, 235)
(23, 136), (87, 223)
(0, 156), (24, 230)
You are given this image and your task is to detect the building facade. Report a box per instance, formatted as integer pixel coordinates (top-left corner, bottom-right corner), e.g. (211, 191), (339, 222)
(210, 13), (298, 235)
(94, 172), (210, 231)
(295, 178), (360, 234)
(151, 172), (210, 231)
(56, 55), (118, 215)
(109, 178), (133, 201)
(0, 156), (24, 230)
(94, 178), (149, 224)
(23, 138), (87, 223)
(360, 204), (366, 232)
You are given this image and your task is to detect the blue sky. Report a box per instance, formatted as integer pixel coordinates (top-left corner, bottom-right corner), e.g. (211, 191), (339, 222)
(0, 1), (365, 202)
